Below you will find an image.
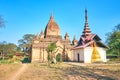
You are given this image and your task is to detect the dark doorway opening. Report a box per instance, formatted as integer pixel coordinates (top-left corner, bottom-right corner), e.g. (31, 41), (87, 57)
(77, 53), (80, 62)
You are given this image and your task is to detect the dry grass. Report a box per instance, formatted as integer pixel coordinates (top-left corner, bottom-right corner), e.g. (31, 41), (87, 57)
(0, 63), (120, 80)
(0, 63), (22, 80)
(19, 63), (120, 80)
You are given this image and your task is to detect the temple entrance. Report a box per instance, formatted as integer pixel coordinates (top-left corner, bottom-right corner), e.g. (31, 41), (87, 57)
(77, 53), (80, 62)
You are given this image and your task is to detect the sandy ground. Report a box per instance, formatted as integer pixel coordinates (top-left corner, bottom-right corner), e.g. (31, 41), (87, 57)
(2, 62), (120, 80)
(8, 64), (28, 80)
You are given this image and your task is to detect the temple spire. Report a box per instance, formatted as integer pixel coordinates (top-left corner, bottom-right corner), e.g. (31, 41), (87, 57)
(82, 9), (91, 36)
(50, 12), (54, 22)
(65, 32), (69, 37)
(40, 30), (44, 39)
(35, 33), (39, 40)
(85, 9), (88, 23)
(65, 32), (70, 40)
(72, 35), (78, 45)
(40, 30), (44, 35)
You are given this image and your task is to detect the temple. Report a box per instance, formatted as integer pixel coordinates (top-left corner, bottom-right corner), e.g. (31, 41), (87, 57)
(31, 14), (77, 62)
(73, 9), (108, 63)
(31, 9), (108, 63)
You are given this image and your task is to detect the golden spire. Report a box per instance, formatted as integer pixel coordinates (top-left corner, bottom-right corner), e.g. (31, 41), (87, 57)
(91, 42), (101, 63)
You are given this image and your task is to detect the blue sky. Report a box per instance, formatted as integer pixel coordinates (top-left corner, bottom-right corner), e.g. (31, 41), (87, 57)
(0, 0), (120, 45)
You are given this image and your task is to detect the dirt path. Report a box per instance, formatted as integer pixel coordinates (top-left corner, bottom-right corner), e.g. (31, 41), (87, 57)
(8, 64), (28, 80)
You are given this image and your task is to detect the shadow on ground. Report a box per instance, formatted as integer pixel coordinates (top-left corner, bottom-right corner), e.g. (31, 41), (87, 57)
(50, 64), (117, 80)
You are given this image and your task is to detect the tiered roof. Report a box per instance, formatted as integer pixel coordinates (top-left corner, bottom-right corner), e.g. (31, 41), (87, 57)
(74, 9), (108, 49)
(82, 9), (91, 36)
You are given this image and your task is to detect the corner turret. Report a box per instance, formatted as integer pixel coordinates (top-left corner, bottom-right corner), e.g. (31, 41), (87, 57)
(72, 35), (78, 45)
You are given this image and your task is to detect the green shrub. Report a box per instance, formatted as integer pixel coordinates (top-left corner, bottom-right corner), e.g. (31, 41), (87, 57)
(0, 60), (14, 64)
(0, 57), (2, 60)
(110, 58), (120, 61)
(7, 54), (13, 59)
(56, 53), (62, 62)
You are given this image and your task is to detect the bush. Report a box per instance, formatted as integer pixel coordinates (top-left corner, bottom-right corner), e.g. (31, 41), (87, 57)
(0, 57), (2, 60)
(0, 59), (14, 64)
(7, 54), (13, 59)
(110, 58), (120, 61)
(56, 53), (62, 62)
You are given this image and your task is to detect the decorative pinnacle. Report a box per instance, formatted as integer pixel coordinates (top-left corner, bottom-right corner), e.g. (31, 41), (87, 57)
(40, 30), (44, 35)
(50, 12), (54, 21)
(35, 33), (39, 39)
(65, 32), (69, 37)
(73, 35), (77, 40)
(82, 9), (91, 36)
(85, 9), (88, 23)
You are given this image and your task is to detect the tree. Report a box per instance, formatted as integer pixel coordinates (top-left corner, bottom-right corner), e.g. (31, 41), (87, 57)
(0, 41), (7, 60)
(0, 41), (17, 60)
(18, 34), (35, 52)
(46, 42), (57, 64)
(106, 24), (120, 58)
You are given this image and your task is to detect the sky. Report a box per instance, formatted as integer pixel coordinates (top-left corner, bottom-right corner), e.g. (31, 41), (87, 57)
(0, 0), (120, 45)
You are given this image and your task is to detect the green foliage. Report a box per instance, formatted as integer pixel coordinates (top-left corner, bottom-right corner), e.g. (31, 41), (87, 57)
(108, 58), (120, 63)
(0, 41), (18, 60)
(18, 34), (35, 52)
(110, 58), (120, 61)
(46, 43), (57, 53)
(7, 54), (13, 59)
(47, 52), (51, 61)
(46, 42), (57, 64)
(56, 53), (62, 62)
(0, 59), (20, 64)
(106, 24), (120, 58)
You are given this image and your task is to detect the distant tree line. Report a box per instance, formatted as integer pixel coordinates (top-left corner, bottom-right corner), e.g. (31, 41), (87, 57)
(0, 41), (18, 60)
(0, 34), (35, 60)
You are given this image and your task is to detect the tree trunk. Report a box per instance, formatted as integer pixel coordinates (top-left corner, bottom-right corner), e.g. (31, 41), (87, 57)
(2, 52), (4, 60)
(53, 58), (57, 64)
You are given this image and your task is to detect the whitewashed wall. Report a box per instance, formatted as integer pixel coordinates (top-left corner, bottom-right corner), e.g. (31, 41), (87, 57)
(97, 47), (107, 62)
(73, 49), (84, 62)
(84, 47), (107, 63)
(74, 47), (107, 63)
(84, 47), (93, 63)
